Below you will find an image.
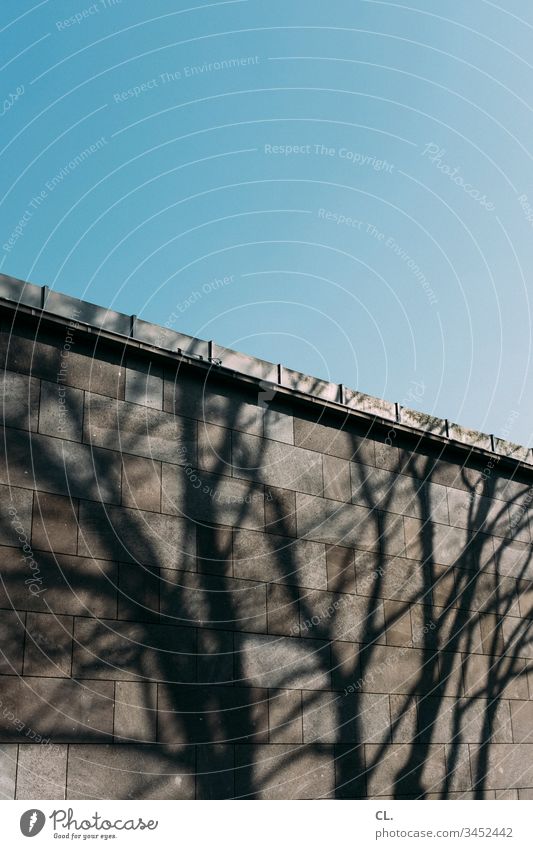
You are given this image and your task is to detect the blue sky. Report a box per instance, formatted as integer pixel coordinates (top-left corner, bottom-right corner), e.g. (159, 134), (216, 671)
(2, 0), (533, 445)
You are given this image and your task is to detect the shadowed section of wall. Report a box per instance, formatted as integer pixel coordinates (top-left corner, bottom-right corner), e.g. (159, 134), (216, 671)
(1, 294), (533, 800)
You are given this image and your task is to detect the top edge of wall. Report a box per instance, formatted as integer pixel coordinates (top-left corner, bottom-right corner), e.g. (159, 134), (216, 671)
(0, 273), (531, 466)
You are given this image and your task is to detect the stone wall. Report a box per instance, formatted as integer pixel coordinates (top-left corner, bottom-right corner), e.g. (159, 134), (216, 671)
(1, 290), (533, 800)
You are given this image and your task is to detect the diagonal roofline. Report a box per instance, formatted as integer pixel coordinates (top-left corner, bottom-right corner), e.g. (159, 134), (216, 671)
(1, 272), (531, 470)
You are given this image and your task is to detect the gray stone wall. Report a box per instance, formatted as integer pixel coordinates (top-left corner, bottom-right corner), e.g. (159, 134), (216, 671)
(1, 304), (533, 800)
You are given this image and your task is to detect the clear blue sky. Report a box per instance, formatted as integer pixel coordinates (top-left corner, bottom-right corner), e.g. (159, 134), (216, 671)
(2, 0), (533, 445)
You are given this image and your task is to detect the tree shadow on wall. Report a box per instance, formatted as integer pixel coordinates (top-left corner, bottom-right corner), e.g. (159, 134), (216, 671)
(1, 327), (533, 799)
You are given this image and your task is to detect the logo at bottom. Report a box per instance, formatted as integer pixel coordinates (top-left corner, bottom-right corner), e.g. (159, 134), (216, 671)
(20, 810), (46, 837)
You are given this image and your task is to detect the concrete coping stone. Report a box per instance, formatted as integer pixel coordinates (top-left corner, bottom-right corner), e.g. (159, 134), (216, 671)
(44, 290), (131, 336)
(133, 317), (209, 358)
(344, 387), (396, 420)
(0, 273), (531, 465)
(281, 366), (341, 402)
(493, 437), (532, 464)
(213, 343), (278, 381)
(399, 406), (448, 437)
(448, 423), (493, 452)
(0, 274), (42, 308)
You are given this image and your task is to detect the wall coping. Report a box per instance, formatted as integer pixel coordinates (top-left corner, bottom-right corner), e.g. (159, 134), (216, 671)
(1, 272), (531, 468)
